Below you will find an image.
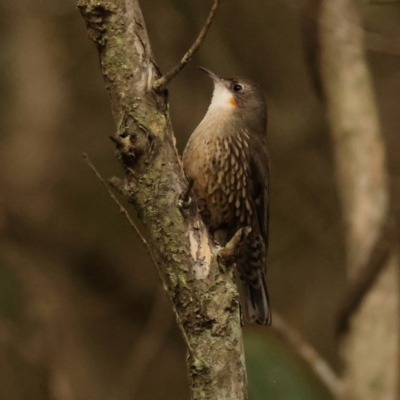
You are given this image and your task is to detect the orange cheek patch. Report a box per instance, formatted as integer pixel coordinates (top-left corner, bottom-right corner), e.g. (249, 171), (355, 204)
(228, 97), (237, 106)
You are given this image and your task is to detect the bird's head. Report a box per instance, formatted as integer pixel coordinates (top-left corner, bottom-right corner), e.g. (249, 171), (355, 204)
(198, 67), (266, 122)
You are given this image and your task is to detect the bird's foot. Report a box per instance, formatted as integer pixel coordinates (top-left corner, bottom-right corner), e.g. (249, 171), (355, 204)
(178, 178), (194, 208)
(217, 226), (252, 267)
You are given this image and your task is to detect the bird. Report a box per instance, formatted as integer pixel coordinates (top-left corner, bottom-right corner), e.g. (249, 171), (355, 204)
(182, 67), (271, 325)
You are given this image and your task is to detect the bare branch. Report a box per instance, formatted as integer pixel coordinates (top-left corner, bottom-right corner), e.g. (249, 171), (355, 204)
(83, 154), (196, 357)
(82, 153), (162, 281)
(366, 31), (400, 57)
(108, 285), (173, 400)
(319, 0), (398, 397)
(336, 206), (396, 337)
(368, 0), (400, 4)
(272, 312), (344, 398)
(108, 176), (126, 195)
(153, 0), (221, 92)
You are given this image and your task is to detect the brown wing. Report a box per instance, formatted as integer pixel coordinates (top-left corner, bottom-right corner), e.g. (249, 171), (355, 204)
(249, 135), (270, 248)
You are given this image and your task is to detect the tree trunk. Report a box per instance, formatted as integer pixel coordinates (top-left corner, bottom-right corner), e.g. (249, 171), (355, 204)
(76, 1), (248, 399)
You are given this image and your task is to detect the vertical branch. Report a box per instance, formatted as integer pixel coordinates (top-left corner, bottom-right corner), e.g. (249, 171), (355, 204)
(76, 1), (248, 399)
(319, 0), (399, 398)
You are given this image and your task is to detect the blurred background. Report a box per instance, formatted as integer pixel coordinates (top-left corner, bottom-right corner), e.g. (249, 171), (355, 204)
(0, 0), (399, 398)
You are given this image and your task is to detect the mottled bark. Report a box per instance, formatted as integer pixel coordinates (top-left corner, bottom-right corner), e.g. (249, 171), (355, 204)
(76, 1), (247, 399)
(319, 0), (399, 399)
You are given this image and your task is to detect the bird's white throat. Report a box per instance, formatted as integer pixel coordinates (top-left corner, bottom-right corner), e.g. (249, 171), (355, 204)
(208, 83), (236, 112)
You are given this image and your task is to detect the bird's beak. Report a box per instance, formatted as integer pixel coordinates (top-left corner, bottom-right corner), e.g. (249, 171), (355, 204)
(197, 67), (223, 84)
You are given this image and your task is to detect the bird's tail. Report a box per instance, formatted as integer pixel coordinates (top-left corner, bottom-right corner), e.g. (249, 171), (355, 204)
(242, 272), (271, 325)
(238, 232), (271, 325)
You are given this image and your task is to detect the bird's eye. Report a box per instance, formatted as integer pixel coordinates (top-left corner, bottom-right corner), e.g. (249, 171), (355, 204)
(233, 84), (243, 92)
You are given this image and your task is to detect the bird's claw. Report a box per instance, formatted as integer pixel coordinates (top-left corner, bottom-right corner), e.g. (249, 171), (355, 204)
(178, 178), (194, 208)
(178, 196), (192, 209)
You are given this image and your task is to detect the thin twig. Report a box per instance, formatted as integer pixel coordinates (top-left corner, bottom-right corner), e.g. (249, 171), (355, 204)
(153, 0), (221, 92)
(272, 312), (344, 398)
(108, 285), (173, 400)
(366, 32), (400, 57)
(336, 206), (396, 337)
(108, 176), (125, 195)
(368, 0), (400, 4)
(83, 153), (194, 355)
(83, 153), (162, 280)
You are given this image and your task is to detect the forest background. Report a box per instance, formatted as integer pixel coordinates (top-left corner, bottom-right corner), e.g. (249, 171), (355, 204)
(0, 0), (399, 399)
